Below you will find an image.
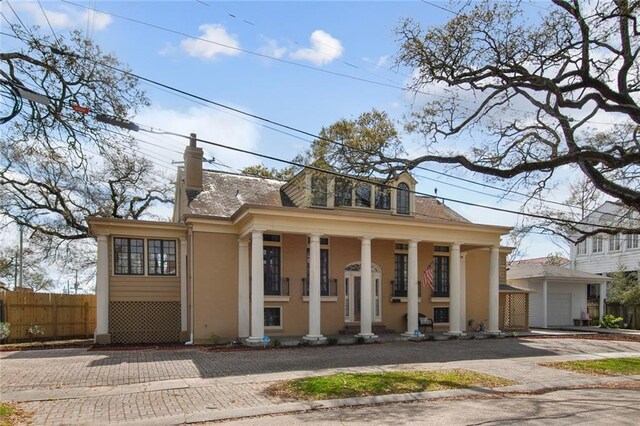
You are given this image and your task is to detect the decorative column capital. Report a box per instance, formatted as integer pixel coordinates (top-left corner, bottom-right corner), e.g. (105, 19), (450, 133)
(360, 236), (373, 243)
(238, 239), (249, 247)
(309, 233), (321, 242)
(97, 234), (108, 243)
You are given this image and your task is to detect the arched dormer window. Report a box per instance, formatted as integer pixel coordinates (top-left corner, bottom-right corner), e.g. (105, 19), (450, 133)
(397, 183), (410, 215)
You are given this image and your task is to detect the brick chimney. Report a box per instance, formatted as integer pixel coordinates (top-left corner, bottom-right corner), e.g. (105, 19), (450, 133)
(183, 133), (203, 198)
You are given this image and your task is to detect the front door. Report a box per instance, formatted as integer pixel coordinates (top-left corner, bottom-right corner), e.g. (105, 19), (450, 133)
(344, 263), (382, 323)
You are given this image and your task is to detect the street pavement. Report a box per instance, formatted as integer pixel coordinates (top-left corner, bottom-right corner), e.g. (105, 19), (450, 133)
(225, 388), (640, 425)
(1, 337), (640, 425)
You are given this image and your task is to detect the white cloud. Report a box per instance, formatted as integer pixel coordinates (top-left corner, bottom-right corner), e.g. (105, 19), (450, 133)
(134, 105), (261, 171)
(259, 37), (287, 59)
(290, 30), (343, 65)
(180, 24), (241, 60)
(14, 2), (111, 31)
(83, 10), (112, 31)
(375, 55), (389, 69)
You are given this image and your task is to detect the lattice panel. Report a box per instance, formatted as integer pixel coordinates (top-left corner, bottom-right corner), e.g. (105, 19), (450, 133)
(110, 301), (180, 344)
(501, 293), (529, 331)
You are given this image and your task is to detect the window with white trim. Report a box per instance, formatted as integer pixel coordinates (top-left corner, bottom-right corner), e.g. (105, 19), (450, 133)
(397, 183), (410, 215)
(576, 240), (587, 256)
(592, 235), (604, 253)
(263, 235), (282, 296)
(609, 234), (621, 252)
(627, 234), (639, 250)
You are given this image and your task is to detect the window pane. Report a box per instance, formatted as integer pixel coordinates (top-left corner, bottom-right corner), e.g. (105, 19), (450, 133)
(394, 253), (408, 297)
(397, 183), (410, 214)
(264, 246), (281, 295)
(114, 237), (144, 275)
(434, 256), (449, 296)
(375, 186), (390, 210)
(434, 307), (449, 323)
(335, 178), (352, 207)
(355, 184), (371, 207)
(148, 240), (176, 275)
(264, 307), (281, 327)
(311, 175), (328, 206)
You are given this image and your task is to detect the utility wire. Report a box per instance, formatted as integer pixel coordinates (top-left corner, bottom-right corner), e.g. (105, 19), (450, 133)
(1, 24), (630, 222)
(127, 122), (631, 231)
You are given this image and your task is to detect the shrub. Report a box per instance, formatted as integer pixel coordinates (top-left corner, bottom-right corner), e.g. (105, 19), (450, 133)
(600, 314), (624, 329)
(26, 324), (45, 338)
(270, 339), (282, 348)
(0, 322), (9, 341)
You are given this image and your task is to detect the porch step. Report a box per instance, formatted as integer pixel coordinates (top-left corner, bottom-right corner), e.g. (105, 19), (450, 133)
(339, 324), (396, 335)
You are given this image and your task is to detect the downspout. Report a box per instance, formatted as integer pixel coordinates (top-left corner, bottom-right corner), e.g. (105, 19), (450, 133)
(186, 224), (195, 345)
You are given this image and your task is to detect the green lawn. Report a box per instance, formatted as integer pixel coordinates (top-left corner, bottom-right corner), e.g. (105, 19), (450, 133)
(266, 369), (515, 400)
(545, 357), (640, 376)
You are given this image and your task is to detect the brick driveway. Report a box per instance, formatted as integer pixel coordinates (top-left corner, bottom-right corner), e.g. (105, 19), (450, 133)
(2, 337), (640, 424)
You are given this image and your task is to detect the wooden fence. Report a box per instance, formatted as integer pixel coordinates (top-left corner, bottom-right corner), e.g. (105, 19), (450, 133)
(0, 290), (96, 342)
(605, 302), (640, 330)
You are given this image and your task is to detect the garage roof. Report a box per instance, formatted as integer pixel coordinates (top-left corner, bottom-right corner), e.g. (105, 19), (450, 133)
(507, 264), (611, 283)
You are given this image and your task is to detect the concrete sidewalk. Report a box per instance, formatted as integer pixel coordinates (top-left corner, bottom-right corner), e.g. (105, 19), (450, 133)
(2, 337), (640, 425)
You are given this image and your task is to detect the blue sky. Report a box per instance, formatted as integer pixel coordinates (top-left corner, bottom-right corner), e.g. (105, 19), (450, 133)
(2, 0), (567, 259)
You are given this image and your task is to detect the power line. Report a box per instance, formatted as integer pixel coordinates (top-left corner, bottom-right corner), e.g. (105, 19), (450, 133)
(1, 24), (630, 222)
(36, 0), (62, 46)
(123, 122), (631, 231)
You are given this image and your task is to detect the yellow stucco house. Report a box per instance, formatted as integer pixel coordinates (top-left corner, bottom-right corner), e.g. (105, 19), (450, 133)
(88, 138), (513, 344)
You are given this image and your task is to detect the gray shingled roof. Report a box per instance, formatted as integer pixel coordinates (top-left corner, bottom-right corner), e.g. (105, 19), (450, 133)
(187, 170), (469, 223)
(187, 171), (287, 217)
(507, 264), (611, 282)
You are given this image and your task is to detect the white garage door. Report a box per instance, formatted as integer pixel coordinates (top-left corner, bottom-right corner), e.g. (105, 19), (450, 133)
(548, 293), (572, 325)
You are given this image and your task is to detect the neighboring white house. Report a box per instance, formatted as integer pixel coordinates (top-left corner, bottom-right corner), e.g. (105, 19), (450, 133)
(507, 264), (610, 327)
(569, 201), (640, 300)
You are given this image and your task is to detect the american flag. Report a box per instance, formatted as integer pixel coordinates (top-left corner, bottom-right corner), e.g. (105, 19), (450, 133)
(423, 263), (434, 291)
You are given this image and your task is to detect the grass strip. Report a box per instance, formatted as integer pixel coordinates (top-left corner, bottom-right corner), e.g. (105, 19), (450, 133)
(0, 402), (31, 426)
(543, 357), (640, 376)
(266, 369), (515, 400)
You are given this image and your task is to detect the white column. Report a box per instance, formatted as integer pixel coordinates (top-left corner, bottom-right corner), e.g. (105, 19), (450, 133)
(542, 278), (548, 328)
(460, 253), (467, 332)
(357, 237), (377, 339)
(403, 240), (420, 337)
(95, 234), (111, 344)
(238, 239), (250, 338)
(247, 231), (265, 343)
(180, 237), (188, 340)
(599, 281), (607, 321)
(304, 234), (325, 342)
(446, 242), (463, 335)
(487, 246), (500, 334)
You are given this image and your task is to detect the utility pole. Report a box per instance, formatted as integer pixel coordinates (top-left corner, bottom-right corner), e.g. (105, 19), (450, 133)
(13, 252), (18, 291)
(74, 270), (78, 294)
(18, 225), (23, 290)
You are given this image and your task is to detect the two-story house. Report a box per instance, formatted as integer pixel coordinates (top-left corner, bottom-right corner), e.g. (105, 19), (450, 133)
(87, 138), (512, 345)
(570, 201), (640, 295)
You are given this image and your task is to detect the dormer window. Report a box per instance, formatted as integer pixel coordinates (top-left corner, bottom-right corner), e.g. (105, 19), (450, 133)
(355, 184), (371, 207)
(311, 174), (328, 207)
(397, 183), (410, 215)
(335, 178), (352, 207)
(375, 186), (391, 210)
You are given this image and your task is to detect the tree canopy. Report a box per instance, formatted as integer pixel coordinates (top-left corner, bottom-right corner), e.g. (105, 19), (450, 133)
(395, 0), (640, 237)
(0, 25), (172, 261)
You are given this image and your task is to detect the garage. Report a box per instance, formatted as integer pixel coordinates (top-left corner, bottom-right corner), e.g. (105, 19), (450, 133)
(547, 293), (572, 326)
(507, 263), (610, 328)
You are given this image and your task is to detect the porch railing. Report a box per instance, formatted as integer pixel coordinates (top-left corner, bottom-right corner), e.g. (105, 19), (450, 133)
(302, 278), (338, 297)
(264, 277), (289, 296)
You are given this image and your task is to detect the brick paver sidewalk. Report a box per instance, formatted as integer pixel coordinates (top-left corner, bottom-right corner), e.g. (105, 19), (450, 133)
(2, 337), (640, 425)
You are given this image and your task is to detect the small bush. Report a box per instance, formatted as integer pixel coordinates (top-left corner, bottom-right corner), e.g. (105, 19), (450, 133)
(600, 314), (624, 329)
(270, 339), (282, 348)
(26, 324), (45, 338)
(356, 336), (366, 344)
(591, 319), (600, 327)
(0, 322), (10, 341)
